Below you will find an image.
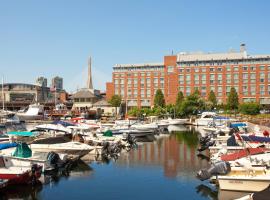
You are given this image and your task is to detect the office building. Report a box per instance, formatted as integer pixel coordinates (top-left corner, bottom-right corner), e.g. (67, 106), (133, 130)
(51, 76), (63, 90)
(36, 76), (47, 87)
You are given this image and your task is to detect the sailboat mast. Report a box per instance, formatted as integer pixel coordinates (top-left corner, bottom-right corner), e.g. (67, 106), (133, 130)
(1, 77), (4, 111)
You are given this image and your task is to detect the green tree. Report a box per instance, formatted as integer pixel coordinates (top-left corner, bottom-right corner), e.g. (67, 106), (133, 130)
(178, 90), (203, 116)
(154, 89), (165, 108)
(239, 102), (261, 115)
(109, 95), (122, 116)
(176, 91), (184, 107)
(208, 90), (217, 110)
(227, 87), (239, 112)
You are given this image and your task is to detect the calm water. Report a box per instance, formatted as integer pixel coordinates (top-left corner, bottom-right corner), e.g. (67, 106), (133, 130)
(0, 125), (249, 200)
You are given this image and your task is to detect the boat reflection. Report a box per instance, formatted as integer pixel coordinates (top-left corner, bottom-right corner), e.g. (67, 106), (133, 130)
(0, 182), (43, 200)
(0, 160), (93, 199)
(196, 184), (218, 200)
(42, 160), (93, 185)
(117, 128), (210, 178)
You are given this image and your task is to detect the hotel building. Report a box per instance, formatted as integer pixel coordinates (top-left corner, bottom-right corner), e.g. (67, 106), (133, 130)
(106, 44), (270, 108)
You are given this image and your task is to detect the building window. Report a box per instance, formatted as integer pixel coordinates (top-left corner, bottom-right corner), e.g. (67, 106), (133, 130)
(226, 66), (231, 71)
(260, 72), (265, 83)
(260, 85), (265, 95)
(167, 66), (174, 73)
(242, 66), (248, 71)
(250, 66), (255, 71)
(233, 66), (239, 71)
(242, 73), (248, 84)
(217, 68), (222, 72)
(201, 68), (206, 72)
(260, 65), (265, 70)
(210, 68), (214, 72)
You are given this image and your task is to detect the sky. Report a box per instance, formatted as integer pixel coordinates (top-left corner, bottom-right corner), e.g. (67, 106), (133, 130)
(0, 0), (270, 93)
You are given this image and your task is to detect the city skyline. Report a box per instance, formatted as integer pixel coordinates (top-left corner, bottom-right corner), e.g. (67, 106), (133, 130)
(1, 0), (270, 92)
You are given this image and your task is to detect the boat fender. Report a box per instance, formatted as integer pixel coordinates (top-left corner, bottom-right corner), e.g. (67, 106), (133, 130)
(263, 130), (270, 137)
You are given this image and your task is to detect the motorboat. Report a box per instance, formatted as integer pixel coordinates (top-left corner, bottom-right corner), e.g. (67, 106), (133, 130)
(194, 112), (234, 126)
(161, 118), (188, 125)
(17, 103), (44, 121)
(1, 142), (77, 173)
(0, 155), (42, 185)
(29, 137), (94, 158)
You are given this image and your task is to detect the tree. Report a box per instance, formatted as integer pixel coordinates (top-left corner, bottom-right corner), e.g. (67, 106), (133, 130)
(208, 90), (217, 110)
(239, 102), (261, 115)
(109, 95), (122, 116)
(227, 87), (239, 111)
(154, 89), (165, 108)
(176, 91), (184, 107)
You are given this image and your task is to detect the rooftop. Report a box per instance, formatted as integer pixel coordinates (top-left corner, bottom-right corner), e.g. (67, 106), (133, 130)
(72, 88), (96, 98)
(114, 63), (164, 68)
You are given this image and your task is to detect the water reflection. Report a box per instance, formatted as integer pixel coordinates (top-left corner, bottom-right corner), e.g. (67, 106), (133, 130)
(0, 182), (43, 200)
(117, 127), (209, 178)
(196, 184), (218, 200)
(0, 160), (93, 200)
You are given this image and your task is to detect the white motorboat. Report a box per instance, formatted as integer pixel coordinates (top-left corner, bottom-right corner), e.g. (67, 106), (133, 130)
(218, 169), (270, 192)
(17, 104), (44, 121)
(30, 138), (94, 158)
(194, 112), (234, 126)
(167, 118), (188, 125)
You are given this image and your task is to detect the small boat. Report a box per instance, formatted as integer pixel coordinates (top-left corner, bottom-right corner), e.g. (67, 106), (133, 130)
(30, 137), (94, 158)
(0, 155), (42, 185)
(194, 112), (234, 126)
(16, 103), (44, 121)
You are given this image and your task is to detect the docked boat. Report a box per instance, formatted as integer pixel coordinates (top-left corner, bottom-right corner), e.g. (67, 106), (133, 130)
(16, 104), (44, 121)
(29, 136), (94, 158)
(0, 155), (42, 185)
(161, 118), (188, 125)
(194, 112), (234, 126)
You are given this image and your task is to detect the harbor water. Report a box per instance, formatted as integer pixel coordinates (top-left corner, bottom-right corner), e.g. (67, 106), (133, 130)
(0, 125), (249, 200)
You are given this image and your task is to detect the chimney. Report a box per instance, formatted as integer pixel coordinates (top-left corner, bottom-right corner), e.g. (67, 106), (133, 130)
(240, 43), (246, 52)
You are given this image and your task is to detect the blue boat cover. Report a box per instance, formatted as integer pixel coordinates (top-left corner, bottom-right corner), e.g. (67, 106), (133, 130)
(230, 123), (247, 128)
(241, 135), (270, 143)
(0, 143), (17, 150)
(7, 131), (38, 137)
(52, 120), (75, 127)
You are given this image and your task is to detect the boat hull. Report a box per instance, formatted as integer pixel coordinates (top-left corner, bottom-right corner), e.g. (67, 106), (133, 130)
(218, 176), (270, 192)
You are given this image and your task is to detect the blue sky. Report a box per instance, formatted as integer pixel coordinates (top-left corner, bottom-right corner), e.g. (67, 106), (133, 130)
(0, 0), (270, 92)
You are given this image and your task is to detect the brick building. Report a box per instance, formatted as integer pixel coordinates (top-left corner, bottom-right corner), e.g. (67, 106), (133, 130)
(106, 44), (270, 108)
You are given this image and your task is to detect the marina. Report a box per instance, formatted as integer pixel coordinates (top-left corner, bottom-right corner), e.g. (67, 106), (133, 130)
(0, 115), (269, 200)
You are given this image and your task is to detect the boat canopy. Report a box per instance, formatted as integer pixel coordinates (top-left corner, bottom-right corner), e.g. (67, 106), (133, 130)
(52, 120), (75, 127)
(229, 122), (247, 128)
(13, 142), (32, 158)
(0, 142), (17, 150)
(7, 131), (39, 137)
(241, 135), (270, 143)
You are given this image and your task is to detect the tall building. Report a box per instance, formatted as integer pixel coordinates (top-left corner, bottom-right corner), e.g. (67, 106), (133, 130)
(51, 76), (63, 90)
(36, 76), (47, 87)
(106, 44), (270, 107)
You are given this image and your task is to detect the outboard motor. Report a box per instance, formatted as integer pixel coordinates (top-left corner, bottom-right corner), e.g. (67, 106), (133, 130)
(126, 134), (137, 150)
(198, 134), (215, 152)
(196, 161), (231, 181)
(47, 151), (61, 169)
